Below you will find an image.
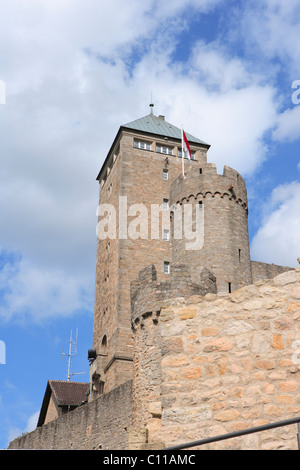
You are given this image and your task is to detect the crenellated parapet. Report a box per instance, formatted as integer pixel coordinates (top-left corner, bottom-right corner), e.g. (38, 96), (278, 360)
(169, 163), (252, 293)
(130, 264), (216, 329)
(170, 164), (248, 212)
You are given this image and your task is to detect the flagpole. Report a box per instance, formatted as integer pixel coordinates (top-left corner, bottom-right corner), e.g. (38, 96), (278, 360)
(181, 127), (184, 178)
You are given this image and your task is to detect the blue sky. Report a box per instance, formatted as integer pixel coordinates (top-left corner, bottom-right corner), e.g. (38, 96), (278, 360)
(0, 0), (300, 449)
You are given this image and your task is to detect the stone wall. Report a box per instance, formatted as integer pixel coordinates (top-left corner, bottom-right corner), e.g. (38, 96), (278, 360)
(131, 264), (216, 326)
(93, 128), (208, 394)
(9, 268), (300, 451)
(251, 260), (292, 283)
(131, 268), (300, 450)
(8, 380), (132, 450)
(170, 165), (252, 294)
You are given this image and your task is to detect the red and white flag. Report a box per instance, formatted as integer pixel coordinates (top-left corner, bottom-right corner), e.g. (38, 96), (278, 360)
(181, 128), (191, 177)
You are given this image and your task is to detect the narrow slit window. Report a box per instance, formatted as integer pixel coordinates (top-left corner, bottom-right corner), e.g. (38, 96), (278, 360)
(164, 261), (170, 274)
(102, 335), (107, 348)
(99, 381), (105, 395)
(228, 282), (232, 294)
(239, 249), (241, 262)
(163, 229), (170, 241)
(199, 168), (203, 174)
(163, 169), (168, 180)
(163, 198), (169, 210)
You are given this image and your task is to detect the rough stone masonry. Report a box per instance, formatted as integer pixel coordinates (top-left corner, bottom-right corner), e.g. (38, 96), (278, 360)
(91, 112), (291, 396)
(9, 267), (300, 450)
(130, 268), (300, 450)
(8, 111), (298, 450)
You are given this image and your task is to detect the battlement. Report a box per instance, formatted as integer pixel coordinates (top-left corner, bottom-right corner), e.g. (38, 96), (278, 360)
(9, 108), (299, 451)
(169, 163), (252, 293)
(130, 264), (216, 328)
(170, 164), (248, 211)
(91, 111), (290, 397)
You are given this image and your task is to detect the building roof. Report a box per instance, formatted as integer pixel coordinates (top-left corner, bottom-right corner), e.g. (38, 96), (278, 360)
(37, 380), (89, 427)
(96, 112), (209, 181)
(48, 380), (89, 406)
(122, 113), (209, 145)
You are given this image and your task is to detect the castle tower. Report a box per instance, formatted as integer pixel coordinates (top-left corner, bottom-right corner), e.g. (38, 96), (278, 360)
(169, 163), (253, 293)
(92, 110), (209, 395)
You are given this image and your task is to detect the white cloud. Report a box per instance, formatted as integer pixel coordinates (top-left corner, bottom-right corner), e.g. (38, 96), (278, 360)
(187, 84), (277, 176)
(0, 0), (295, 323)
(189, 41), (255, 92)
(6, 410), (39, 447)
(272, 106), (300, 142)
(251, 181), (300, 267)
(236, 0), (300, 79)
(141, 43), (279, 176)
(7, 426), (22, 446)
(25, 410), (39, 433)
(0, 255), (93, 323)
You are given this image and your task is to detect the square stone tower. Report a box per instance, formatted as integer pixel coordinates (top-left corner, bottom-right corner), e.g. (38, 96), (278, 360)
(92, 109), (209, 394)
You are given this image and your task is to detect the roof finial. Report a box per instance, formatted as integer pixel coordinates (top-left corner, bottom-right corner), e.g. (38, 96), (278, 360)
(149, 91), (154, 115)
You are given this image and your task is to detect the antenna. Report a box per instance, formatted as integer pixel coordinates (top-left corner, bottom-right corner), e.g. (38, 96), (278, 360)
(62, 329), (86, 381)
(149, 91), (154, 115)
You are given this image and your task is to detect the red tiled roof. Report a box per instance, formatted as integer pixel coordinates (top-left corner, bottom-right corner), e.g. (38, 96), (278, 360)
(37, 380), (89, 427)
(49, 380), (89, 407)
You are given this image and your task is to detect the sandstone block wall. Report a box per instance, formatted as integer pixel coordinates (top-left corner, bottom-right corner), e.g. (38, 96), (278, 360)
(93, 128), (208, 393)
(8, 380), (132, 450)
(131, 264), (216, 327)
(93, 146), (126, 393)
(170, 165), (252, 294)
(131, 268), (300, 450)
(251, 260), (292, 283)
(10, 268), (300, 451)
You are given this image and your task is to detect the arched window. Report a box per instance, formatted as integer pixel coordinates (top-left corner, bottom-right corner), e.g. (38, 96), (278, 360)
(101, 335), (107, 351)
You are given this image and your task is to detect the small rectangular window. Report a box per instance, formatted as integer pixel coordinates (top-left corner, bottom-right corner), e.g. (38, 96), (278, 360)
(164, 261), (170, 274)
(198, 201), (203, 210)
(156, 145), (173, 155)
(134, 140), (151, 151)
(199, 168), (202, 174)
(163, 169), (168, 180)
(99, 381), (105, 395)
(163, 198), (169, 210)
(163, 229), (170, 241)
(178, 149), (195, 159)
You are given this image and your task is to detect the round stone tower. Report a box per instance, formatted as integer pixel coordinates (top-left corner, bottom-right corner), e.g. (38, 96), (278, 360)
(169, 162), (252, 293)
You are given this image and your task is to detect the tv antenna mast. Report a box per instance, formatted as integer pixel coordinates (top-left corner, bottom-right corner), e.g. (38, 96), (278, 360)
(62, 328), (86, 381)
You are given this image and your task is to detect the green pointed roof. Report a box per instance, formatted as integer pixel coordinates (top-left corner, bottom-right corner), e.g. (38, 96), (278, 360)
(122, 113), (209, 146)
(97, 112), (209, 181)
